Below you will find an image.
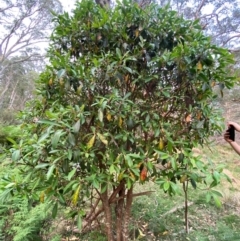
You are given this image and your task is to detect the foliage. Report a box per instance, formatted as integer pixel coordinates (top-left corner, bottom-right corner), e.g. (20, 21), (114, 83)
(2, 0), (236, 240)
(0, 125), (22, 155)
(0, 199), (50, 241)
(0, 158), (52, 241)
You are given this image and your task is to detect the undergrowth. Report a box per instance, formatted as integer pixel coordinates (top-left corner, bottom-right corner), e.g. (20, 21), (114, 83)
(0, 198), (51, 241)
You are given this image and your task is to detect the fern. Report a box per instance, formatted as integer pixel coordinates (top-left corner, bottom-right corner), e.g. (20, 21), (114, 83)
(10, 199), (50, 241)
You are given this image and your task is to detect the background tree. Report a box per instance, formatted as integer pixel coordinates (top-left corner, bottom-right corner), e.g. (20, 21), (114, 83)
(2, 0), (236, 240)
(0, 0), (63, 123)
(166, 0), (240, 52)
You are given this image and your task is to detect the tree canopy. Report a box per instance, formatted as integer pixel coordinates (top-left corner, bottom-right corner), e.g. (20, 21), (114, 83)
(0, 0), (63, 121)
(2, 0), (236, 240)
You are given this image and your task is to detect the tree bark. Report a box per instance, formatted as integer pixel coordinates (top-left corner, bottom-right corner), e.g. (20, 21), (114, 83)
(116, 183), (125, 241)
(8, 78), (20, 109)
(100, 189), (114, 241)
(122, 187), (133, 241)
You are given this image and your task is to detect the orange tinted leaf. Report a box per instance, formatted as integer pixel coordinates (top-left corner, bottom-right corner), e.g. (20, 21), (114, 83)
(185, 114), (192, 123)
(140, 166), (147, 181)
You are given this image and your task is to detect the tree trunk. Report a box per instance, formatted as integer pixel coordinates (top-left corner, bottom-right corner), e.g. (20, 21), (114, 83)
(115, 184), (125, 241)
(122, 187), (133, 241)
(8, 78), (20, 109)
(100, 189), (114, 241)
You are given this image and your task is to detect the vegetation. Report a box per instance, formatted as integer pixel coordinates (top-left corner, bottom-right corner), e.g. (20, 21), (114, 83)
(0, 0), (239, 240)
(0, 0), (237, 240)
(0, 0), (63, 116)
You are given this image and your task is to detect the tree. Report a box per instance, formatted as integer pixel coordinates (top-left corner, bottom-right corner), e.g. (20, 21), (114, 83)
(0, 58), (37, 109)
(2, 0), (236, 240)
(0, 0), (63, 118)
(165, 0), (240, 52)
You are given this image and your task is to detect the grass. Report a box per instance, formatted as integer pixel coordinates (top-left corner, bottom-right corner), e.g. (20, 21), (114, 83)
(128, 141), (240, 241)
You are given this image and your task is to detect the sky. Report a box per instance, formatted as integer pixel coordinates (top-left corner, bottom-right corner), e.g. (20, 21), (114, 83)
(60, 0), (76, 13)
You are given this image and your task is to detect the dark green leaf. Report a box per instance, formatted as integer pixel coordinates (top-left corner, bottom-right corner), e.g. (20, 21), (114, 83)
(68, 133), (76, 146)
(51, 130), (62, 148)
(190, 178), (197, 189)
(52, 202), (58, 218)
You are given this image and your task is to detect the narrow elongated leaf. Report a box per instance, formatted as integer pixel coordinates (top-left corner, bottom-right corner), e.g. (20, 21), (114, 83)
(58, 192), (66, 205)
(123, 66), (133, 73)
(67, 149), (73, 160)
(52, 202), (58, 218)
(72, 120), (80, 133)
(40, 191), (45, 203)
(68, 168), (76, 181)
(4, 182), (16, 189)
(170, 158), (177, 170)
(190, 178), (197, 189)
(213, 171), (220, 183)
(51, 130), (62, 148)
(35, 163), (49, 169)
(98, 109), (103, 122)
(37, 120), (61, 127)
(6, 137), (16, 145)
(87, 135), (95, 149)
(77, 212), (82, 230)
(213, 194), (222, 208)
(63, 180), (78, 194)
(38, 132), (49, 143)
(116, 47), (122, 58)
(97, 133), (108, 145)
(47, 165), (55, 180)
(68, 133), (76, 146)
(72, 184), (81, 206)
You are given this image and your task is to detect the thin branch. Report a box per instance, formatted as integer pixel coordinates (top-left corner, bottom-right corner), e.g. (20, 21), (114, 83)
(194, 0), (207, 19)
